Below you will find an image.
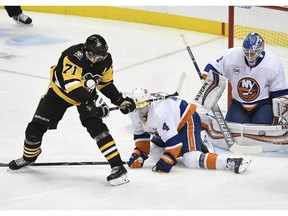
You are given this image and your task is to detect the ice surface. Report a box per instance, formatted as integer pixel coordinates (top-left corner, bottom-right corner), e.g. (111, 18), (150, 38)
(0, 9), (288, 214)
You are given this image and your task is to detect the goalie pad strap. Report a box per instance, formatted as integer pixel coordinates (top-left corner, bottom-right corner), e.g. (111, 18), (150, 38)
(194, 72), (226, 108)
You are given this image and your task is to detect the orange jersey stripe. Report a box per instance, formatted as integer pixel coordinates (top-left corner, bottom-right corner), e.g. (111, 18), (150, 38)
(187, 117), (196, 151)
(178, 103), (197, 131)
(135, 140), (150, 155)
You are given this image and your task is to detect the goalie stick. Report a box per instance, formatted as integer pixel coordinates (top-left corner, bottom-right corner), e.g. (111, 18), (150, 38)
(0, 161), (126, 167)
(180, 34), (263, 154)
(109, 72), (186, 111)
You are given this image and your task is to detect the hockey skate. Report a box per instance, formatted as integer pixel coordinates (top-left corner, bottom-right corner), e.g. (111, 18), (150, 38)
(13, 13), (32, 25)
(9, 157), (35, 170)
(226, 158), (251, 174)
(107, 165), (130, 186)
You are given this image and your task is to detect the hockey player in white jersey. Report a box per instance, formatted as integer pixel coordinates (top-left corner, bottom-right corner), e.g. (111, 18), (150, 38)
(127, 87), (251, 174)
(203, 32), (288, 124)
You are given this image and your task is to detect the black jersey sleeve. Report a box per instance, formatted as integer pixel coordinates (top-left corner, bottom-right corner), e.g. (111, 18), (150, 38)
(100, 83), (123, 106)
(69, 87), (94, 104)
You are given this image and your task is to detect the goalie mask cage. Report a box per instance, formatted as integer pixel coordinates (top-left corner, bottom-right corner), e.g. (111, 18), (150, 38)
(228, 6), (288, 105)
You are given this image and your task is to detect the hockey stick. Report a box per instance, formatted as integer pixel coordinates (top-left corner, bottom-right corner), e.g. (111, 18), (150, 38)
(0, 74), (186, 168)
(0, 161), (126, 167)
(109, 72), (186, 111)
(109, 92), (179, 111)
(180, 34), (263, 154)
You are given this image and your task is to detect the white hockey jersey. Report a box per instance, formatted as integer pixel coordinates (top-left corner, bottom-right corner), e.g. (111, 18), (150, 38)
(128, 97), (196, 157)
(205, 47), (288, 105)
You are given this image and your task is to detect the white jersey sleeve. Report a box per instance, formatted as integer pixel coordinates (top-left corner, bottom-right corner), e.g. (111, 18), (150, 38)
(128, 111), (146, 135)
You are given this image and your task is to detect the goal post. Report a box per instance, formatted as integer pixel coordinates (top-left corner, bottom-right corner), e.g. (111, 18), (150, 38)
(227, 6), (288, 106)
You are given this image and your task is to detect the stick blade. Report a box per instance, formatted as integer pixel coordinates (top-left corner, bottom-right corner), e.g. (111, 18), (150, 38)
(230, 143), (263, 154)
(176, 72), (186, 94)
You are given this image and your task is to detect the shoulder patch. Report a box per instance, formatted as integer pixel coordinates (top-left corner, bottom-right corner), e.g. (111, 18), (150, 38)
(73, 51), (84, 60)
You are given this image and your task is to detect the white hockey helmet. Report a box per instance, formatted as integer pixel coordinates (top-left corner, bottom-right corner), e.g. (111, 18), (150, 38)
(131, 87), (150, 109)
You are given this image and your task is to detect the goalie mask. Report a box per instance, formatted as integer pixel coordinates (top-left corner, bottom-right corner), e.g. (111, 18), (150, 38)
(242, 32), (264, 66)
(84, 34), (108, 63)
(132, 87), (150, 118)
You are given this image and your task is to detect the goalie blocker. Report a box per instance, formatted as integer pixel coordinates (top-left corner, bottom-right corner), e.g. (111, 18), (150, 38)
(194, 71), (226, 108)
(273, 97), (288, 123)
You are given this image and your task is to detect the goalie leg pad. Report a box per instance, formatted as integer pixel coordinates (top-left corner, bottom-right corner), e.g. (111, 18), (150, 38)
(194, 72), (226, 108)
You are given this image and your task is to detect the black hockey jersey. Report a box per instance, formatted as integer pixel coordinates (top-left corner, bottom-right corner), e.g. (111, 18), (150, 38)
(49, 43), (121, 106)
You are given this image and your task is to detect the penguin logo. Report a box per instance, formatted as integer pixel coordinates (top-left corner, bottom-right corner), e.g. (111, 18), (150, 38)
(96, 41), (102, 47)
(237, 77), (260, 101)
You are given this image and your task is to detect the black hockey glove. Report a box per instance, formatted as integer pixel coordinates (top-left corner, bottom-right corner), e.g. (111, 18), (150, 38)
(91, 95), (110, 118)
(118, 96), (136, 114)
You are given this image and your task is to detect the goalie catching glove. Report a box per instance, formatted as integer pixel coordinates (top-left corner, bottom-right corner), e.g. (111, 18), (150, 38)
(127, 147), (149, 168)
(152, 152), (177, 173)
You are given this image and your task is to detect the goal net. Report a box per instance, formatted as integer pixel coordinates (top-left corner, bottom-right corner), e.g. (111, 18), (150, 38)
(227, 6), (288, 104)
(229, 6), (288, 76)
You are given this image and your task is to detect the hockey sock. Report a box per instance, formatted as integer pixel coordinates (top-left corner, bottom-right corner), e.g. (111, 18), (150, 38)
(94, 131), (123, 167)
(23, 139), (42, 161)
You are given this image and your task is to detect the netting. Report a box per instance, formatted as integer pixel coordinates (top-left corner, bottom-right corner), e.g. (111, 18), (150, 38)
(233, 6), (288, 79)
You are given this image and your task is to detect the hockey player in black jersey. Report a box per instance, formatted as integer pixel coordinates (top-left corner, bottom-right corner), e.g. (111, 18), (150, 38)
(8, 34), (136, 186)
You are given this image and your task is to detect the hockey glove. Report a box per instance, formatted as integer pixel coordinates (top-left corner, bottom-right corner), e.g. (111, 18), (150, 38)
(93, 95), (110, 118)
(152, 152), (177, 173)
(117, 96), (136, 114)
(127, 147), (149, 168)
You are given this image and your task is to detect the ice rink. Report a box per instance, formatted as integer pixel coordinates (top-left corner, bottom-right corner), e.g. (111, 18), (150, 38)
(0, 9), (288, 214)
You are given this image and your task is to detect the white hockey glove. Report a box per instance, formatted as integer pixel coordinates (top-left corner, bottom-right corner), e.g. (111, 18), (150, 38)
(273, 98), (288, 121)
(93, 95), (110, 118)
(194, 71), (226, 108)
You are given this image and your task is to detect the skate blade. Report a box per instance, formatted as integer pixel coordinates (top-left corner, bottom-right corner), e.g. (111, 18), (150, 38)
(238, 159), (252, 173)
(7, 166), (30, 172)
(108, 174), (130, 186)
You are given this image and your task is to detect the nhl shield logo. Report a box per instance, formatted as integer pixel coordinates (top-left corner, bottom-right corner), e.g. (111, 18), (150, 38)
(233, 67), (240, 75)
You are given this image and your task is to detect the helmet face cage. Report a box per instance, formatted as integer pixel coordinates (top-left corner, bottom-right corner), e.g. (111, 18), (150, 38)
(242, 32), (264, 66)
(84, 34), (108, 62)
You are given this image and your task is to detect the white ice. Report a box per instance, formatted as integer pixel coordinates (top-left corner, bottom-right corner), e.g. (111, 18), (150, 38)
(0, 10), (288, 214)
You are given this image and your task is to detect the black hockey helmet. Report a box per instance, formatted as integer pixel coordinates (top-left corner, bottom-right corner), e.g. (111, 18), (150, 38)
(84, 34), (108, 57)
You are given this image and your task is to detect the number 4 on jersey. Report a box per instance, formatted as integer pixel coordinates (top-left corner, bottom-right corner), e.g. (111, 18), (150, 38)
(162, 122), (170, 131)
